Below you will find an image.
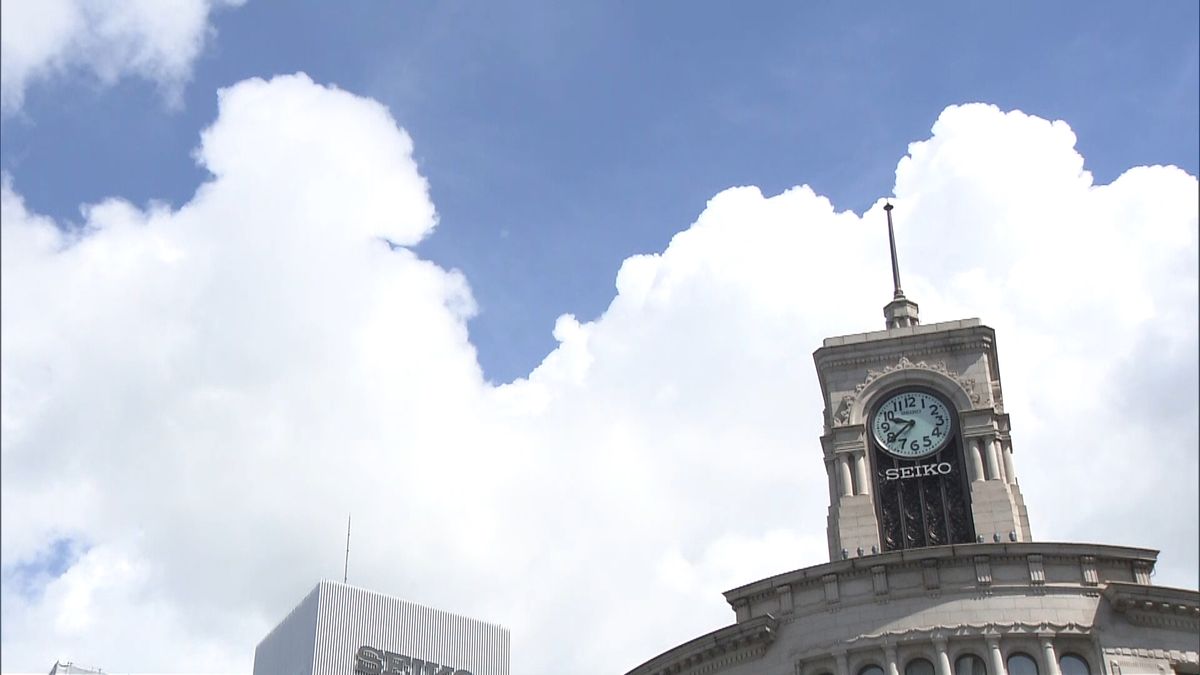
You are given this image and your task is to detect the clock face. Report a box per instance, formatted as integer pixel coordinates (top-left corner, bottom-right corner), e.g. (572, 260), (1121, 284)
(872, 390), (953, 459)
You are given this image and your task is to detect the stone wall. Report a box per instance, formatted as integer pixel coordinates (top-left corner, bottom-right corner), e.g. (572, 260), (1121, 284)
(625, 543), (1200, 675)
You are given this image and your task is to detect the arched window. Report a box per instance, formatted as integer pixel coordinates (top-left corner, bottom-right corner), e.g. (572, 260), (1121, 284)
(1007, 653), (1039, 675)
(955, 653), (987, 675)
(1059, 655), (1090, 675)
(858, 666), (885, 675)
(905, 659), (936, 675)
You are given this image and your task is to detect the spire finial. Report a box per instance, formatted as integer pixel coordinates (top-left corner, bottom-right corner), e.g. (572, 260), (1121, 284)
(882, 200), (920, 329)
(884, 201), (903, 300)
(343, 513), (351, 584)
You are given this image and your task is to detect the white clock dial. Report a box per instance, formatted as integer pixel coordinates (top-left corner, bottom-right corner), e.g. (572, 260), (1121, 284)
(871, 390), (953, 459)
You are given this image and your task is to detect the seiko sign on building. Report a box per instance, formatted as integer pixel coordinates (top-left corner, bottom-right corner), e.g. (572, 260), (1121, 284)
(882, 462), (953, 480)
(354, 646), (473, 675)
(253, 582), (510, 675)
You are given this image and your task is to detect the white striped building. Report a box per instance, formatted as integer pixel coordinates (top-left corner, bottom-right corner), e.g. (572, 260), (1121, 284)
(252, 582), (509, 675)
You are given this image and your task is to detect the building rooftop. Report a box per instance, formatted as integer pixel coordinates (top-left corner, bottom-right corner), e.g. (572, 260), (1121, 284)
(821, 318), (983, 348)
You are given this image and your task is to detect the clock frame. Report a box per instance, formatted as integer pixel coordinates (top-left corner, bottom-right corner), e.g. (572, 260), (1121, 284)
(870, 388), (955, 460)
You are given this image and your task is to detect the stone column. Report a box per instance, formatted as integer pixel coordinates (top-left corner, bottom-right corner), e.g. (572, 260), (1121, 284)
(883, 642), (900, 675)
(834, 650), (850, 675)
(837, 455), (853, 497)
(1039, 636), (1062, 675)
(1002, 442), (1017, 485)
(827, 459), (838, 502)
(983, 436), (1001, 480)
(855, 451), (871, 496)
(933, 637), (952, 675)
(986, 636), (1007, 675)
(967, 438), (985, 482)
(993, 439), (1007, 482)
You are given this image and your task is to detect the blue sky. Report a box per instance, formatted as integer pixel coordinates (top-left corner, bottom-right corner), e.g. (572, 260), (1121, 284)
(4, 1), (1196, 383)
(1, 2), (1197, 672)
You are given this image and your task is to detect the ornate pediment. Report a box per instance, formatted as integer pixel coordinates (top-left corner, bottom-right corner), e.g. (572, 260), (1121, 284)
(832, 356), (984, 427)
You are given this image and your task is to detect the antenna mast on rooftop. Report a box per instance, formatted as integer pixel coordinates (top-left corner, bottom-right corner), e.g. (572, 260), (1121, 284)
(882, 201), (920, 329)
(343, 513), (351, 584)
(884, 202), (904, 299)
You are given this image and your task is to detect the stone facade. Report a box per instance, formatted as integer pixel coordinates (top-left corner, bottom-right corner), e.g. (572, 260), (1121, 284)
(622, 316), (1199, 675)
(624, 543), (1199, 675)
(815, 320), (1031, 559)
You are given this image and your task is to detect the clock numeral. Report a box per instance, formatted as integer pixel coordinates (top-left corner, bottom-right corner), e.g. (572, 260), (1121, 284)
(875, 392), (954, 457)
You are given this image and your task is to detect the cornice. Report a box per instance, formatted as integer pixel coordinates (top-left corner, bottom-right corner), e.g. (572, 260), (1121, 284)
(723, 542), (1160, 608)
(1101, 646), (1200, 670)
(830, 356), (986, 427)
(794, 621), (1094, 664)
(819, 338), (995, 371)
(815, 323), (994, 368)
(1103, 581), (1200, 630)
(623, 614), (778, 675)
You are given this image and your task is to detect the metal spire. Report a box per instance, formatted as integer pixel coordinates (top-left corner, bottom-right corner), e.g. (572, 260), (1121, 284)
(884, 201), (904, 300)
(343, 513), (351, 584)
(881, 201), (920, 329)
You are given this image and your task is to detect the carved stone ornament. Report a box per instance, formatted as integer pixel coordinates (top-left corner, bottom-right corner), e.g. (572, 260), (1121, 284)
(833, 356), (985, 427)
(793, 621), (1095, 663)
(833, 395), (855, 426)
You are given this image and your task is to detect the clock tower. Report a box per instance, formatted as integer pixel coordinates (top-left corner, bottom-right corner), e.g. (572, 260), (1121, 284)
(814, 204), (1031, 560)
(624, 201), (1198, 675)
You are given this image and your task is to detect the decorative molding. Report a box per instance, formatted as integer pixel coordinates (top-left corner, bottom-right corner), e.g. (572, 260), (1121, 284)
(834, 395), (856, 426)
(724, 542), (1161, 617)
(1080, 555), (1099, 586)
(794, 621), (1096, 664)
(1102, 647), (1200, 671)
(817, 333), (996, 371)
(922, 559), (940, 591)
(1102, 582), (1200, 632)
(733, 597), (750, 623)
(1027, 554), (1046, 586)
(872, 565), (889, 596)
(777, 584), (795, 614)
(1108, 600), (1200, 630)
(975, 555), (993, 588)
(833, 357), (984, 427)
(625, 614), (778, 675)
(1133, 560), (1153, 585)
(824, 574), (841, 604)
(1120, 610), (1200, 631)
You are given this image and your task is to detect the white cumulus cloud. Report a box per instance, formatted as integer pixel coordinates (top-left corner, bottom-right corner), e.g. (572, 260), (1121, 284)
(1, 79), (1196, 675)
(0, 0), (243, 113)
